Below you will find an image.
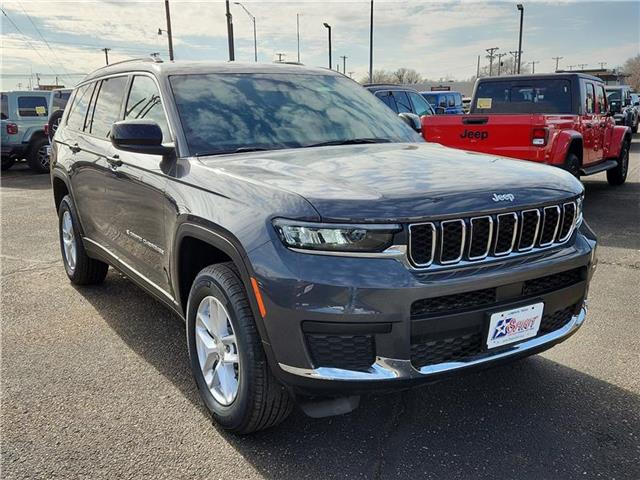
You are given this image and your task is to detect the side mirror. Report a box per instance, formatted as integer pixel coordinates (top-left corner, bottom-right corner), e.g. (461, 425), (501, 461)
(398, 112), (422, 133)
(110, 120), (174, 156)
(436, 107), (446, 115)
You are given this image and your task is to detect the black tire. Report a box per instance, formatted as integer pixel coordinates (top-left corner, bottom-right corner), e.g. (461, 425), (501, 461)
(1, 157), (15, 171)
(187, 263), (293, 434)
(58, 195), (109, 285)
(632, 121), (638, 134)
(607, 139), (630, 186)
(48, 109), (64, 141)
(27, 136), (50, 173)
(564, 152), (581, 178)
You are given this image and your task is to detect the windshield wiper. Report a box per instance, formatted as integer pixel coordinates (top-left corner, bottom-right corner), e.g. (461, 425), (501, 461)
(302, 138), (393, 148)
(194, 146), (273, 156)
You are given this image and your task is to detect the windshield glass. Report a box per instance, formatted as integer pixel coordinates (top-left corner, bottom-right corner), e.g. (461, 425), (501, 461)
(170, 73), (420, 156)
(473, 79), (572, 114)
(606, 90), (622, 102)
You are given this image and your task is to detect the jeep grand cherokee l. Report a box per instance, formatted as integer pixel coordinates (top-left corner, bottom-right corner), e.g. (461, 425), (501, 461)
(51, 60), (597, 434)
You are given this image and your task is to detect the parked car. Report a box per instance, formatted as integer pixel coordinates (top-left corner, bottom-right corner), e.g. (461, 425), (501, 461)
(421, 90), (465, 114)
(51, 60), (597, 434)
(606, 86), (638, 133)
(423, 74), (632, 186)
(1, 90), (51, 172)
(365, 84), (435, 117)
(47, 88), (73, 141)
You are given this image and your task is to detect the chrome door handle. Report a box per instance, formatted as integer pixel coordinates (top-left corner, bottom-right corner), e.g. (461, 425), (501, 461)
(69, 143), (81, 153)
(106, 154), (123, 167)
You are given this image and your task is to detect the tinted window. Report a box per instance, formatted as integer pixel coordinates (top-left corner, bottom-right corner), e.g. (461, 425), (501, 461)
(52, 91), (71, 111)
(376, 91), (398, 113)
(408, 92), (432, 116)
(393, 91), (412, 113)
(88, 76), (127, 138)
(585, 83), (595, 114)
(170, 73), (419, 156)
(473, 79), (572, 114)
(453, 93), (462, 106)
(447, 94), (455, 107)
(125, 76), (170, 141)
(1, 94), (8, 120)
(596, 85), (607, 114)
(422, 93), (437, 106)
(66, 84), (95, 131)
(17, 96), (48, 117)
(438, 95), (447, 108)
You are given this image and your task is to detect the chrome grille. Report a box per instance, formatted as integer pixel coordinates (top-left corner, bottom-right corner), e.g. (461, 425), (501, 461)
(408, 201), (578, 269)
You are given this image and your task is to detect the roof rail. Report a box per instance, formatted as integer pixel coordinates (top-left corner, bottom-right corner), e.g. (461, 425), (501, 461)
(91, 56), (161, 73)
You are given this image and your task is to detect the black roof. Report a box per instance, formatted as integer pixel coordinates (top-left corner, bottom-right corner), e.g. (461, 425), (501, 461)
(80, 59), (338, 84)
(476, 72), (603, 83)
(363, 83), (421, 93)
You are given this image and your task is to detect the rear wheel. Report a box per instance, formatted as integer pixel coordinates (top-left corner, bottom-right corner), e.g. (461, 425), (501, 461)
(187, 263), (293, 434)
(607, 139), (630, 186)
(1, 157), (15, 171)
(27, 137), (50, 173)
(564, 153), (581, 178)
(58, 195), (109, 285)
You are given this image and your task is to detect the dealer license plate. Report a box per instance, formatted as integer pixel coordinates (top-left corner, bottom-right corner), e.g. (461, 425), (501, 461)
(486, 302), (544, 349)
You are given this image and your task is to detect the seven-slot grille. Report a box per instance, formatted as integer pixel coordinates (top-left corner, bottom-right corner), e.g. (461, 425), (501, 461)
(408, 201), (578, 268)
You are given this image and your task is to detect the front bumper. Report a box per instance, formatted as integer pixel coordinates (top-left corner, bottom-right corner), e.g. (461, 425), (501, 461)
(249, 223), (596, 394)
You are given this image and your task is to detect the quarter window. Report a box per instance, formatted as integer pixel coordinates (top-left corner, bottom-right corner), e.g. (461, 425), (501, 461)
(66, 84), (95, 131)
(88, 76), (128, 138)
(17, 96), (48, 117)
(124, 75), (170, 141)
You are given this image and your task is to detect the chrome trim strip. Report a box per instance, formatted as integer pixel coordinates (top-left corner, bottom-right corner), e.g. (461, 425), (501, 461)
(517, 209), (541, 252)
(539, 205), (562, 247)
(279, 306), (587, 381)
(557, 201), (577, 243)
(83, 237), (178, 305)
(289, 244), (407, 259)
(494, 212), (518, 256)
(439, 219), (466, 265)
(467, 216), (493, 261)
(408, 222), (436, 267)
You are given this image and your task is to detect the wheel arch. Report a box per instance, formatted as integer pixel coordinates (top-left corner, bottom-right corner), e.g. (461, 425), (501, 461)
(52, 172), (70, 213)
(551, 130), (583, 166)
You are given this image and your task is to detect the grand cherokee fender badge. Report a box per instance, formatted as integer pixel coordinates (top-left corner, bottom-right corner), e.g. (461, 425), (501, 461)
(492, 193), (515, 202)
(126, 229), (165, 255)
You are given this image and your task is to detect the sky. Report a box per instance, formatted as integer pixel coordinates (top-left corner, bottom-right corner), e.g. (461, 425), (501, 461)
(1, 0), (639, 90)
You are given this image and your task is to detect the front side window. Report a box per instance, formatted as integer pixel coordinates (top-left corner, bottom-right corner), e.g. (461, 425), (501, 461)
(66, 84), (95, 131)
(17, 96), (48, 117)
(170, 73), (420, 156)
(585, 83), (595, 114)
(473, 79), (572, 114)
(596, 85), (607, 114)
(125, 75), (171, 141)
(438, 95), (447, 108)
(88, 76), (128, 138)
(1, 94), (8, 120)
(408, 92), (432, 116)
(447, 94), (456, 107)
(392, 91), (412, 113)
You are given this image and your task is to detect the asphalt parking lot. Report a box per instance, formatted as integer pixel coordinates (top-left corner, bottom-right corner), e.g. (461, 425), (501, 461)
(2, 138), (639, 480)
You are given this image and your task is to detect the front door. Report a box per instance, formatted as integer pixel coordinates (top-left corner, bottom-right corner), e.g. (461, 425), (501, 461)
(581, 81), (597, 165)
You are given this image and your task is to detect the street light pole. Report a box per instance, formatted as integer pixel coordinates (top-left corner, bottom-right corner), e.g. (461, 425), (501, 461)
(296, 13), (301, 63)
(225, 0), (235, 61)
(323, 22), (332, 69)
(369, 0), (374, 83)
(234, 2), (257, 62)
(340, 55), (347, 74)
(163, 0), (174, 60)
(516, 4), (524, 74)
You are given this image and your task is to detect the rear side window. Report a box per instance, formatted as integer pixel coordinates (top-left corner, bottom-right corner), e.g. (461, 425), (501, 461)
(88, 76), (128, 138)
(393, 91), (412, 113)
(585, 83), (595, 114)
(376, 91), (398, 113)
(438, 95), (447, 108)
(447, 94), (455, 107)
(17, 96), (48, 117)
(596, 85), (607, 114)
(66, 84), (95, 131)
(453, 93), (462, 106)
(124, 75), (170, 142)
(473, 79), (572, 114)
(1, 94), (8, 120)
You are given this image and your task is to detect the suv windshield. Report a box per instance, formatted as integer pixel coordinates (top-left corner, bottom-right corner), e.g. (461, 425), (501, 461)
(473, 79), (572, 114)
(170, 73), (420, 156)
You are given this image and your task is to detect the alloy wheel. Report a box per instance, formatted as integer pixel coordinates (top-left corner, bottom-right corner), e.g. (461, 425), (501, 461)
(61, 210), (77, 272)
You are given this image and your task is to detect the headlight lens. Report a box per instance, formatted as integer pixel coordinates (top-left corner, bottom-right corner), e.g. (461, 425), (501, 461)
(273, 219), (401, 252)
(575, 194), (584, 227)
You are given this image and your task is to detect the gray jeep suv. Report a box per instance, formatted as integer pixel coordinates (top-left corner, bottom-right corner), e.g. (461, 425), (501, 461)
(51, 59), (597, 434)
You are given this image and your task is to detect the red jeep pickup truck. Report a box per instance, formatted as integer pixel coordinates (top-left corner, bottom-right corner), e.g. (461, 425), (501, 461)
(422, 73), (632, 186)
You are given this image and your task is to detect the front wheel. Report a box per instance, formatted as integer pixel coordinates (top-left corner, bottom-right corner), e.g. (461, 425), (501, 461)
(27, 137), (50, 173)
(607, 140), (629, 186)
(187, 263), (293, 434)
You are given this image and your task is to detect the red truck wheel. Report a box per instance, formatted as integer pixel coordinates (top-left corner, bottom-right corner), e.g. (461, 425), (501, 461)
(607, 140), (630, 186)
(564, 153), (581, 178)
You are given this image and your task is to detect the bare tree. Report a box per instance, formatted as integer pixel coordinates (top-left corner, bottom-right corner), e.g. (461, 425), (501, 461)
(359, 69), (396, 84)
(623, 55), (640, 91)
(393, 68), (423, 84)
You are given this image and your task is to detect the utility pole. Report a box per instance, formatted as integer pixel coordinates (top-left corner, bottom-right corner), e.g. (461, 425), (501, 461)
(340, 55), (347, 74)
(516, 4), (524, 74)
(485, 47), (499, 76)
(102, 47), (111, 65)
(323, 22), (332, 69)
(164, 0), (174, 60)
(369, 0), (374, 83)
(577, 63), (587, 70)
(509, 51), (519, 74)
(275, 52), (285, 62)
(598, 61), (607, 69)
(296, 13), (301, 62)
(568, 65), (575, 71)
(348, 71), (355, 78)
(235, 2), (257, 62)
(476, 55), (480, 77)
(496, 53), (507, 75)
(530, 60), (539, 74)
(225, 0), (235, 61)
(552, 56), (563, 72)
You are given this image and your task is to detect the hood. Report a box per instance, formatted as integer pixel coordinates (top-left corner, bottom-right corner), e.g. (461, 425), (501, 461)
(198, 143), (582, 222)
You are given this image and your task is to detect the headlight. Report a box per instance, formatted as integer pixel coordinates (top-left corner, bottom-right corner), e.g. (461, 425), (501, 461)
(273, 219), (401, 253)
(575, 194), (584, 227)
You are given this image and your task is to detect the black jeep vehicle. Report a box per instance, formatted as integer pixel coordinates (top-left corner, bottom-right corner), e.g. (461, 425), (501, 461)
(51, 60), (597, 434)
